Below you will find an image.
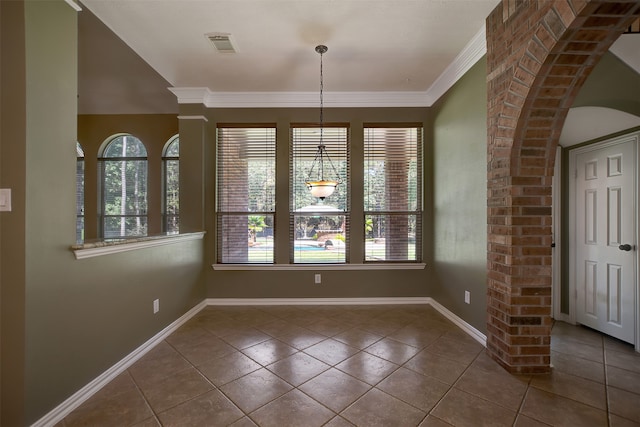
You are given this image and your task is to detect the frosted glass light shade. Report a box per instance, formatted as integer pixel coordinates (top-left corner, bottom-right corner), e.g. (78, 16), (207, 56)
(306, 179), (338, 199)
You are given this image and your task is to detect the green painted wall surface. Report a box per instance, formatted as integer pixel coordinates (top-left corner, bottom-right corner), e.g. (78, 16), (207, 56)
(430, 58), (488, 333)
(1, 1), (27, 425)
(21, 3), (205, 423)
(572, 52), (640, 117)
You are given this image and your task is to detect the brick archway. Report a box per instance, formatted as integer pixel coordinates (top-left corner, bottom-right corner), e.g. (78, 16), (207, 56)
(486, 0), (640, 374)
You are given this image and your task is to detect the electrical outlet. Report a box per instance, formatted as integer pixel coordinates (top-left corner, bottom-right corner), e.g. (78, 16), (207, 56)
(153, 299), (160, 314)
(0, 188), (11, 212)
(464, 291), (470, 304)
(314, 274), (321, 284)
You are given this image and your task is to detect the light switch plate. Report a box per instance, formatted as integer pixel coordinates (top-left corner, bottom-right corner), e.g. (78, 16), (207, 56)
(0, 188), (11, 212)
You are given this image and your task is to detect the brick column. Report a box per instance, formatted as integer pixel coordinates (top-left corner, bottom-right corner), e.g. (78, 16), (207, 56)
(486, 0), (640, 373)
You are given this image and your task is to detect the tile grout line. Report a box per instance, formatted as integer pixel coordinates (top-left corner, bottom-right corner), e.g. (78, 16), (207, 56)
(512, 375), (535, 426)
(602, 335), (611, 427)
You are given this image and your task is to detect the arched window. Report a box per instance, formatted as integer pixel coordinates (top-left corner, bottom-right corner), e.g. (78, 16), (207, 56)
(76, 142), (85, 243)
(99, 134), (148, 238)
(163, 135), (179, 234)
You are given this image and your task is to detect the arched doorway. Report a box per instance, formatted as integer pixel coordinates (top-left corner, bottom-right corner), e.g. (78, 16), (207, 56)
(485, 0), (640, 373)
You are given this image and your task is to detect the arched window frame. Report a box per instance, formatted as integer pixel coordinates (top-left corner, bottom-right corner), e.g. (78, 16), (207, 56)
(98, 134), (148, 238)
(162, 135), (180, 234)
(76, 142), (85, 243)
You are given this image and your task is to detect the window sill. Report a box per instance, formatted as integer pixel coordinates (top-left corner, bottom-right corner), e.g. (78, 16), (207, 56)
(71, 232), (206, 260)
(212, 263), (426, 271)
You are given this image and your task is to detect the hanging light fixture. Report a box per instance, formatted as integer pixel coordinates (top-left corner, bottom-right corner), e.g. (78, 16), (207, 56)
(305, 45), (341, 200)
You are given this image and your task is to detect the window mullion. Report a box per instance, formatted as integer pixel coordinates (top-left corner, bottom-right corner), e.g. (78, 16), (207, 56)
(350, 121), (365, 263)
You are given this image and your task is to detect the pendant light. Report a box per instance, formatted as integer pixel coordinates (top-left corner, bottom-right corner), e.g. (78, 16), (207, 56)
(305, 45), (341, 200)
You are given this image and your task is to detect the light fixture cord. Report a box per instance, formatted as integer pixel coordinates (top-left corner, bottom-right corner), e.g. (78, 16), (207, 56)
(319, 48), (324, 179)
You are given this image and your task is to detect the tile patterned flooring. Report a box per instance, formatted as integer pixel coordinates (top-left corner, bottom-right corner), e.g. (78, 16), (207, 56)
(58, 305), (640, 426)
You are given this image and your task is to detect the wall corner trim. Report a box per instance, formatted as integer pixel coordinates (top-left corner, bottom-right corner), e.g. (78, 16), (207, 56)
(177, 115), (208, 122)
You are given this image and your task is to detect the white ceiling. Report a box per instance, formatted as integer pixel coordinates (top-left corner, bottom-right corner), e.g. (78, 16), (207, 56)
(79, 0), (499, 109)
(76, 1), (638, 114)
(560, 107), (640, 147)
(610, 34), (640, 75)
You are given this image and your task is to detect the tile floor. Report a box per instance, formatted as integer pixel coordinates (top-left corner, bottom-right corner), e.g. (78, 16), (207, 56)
(58, 304), (640, 426)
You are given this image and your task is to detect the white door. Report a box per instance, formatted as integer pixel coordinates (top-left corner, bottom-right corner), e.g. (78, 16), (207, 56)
(573, 135), (637, 344)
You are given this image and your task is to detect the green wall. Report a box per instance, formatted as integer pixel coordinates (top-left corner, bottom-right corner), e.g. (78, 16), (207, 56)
(572, 52), (640, 118)
(0, 2), (206, 423)
(1, 1), (28, 425)
(429, 58), (488, 333)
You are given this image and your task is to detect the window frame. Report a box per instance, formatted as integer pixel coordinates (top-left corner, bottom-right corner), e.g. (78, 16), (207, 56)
(363, 123), (423, 263)
(98, 134), (149, 238)
(76, 142), (85, 243)
(162, 135), (180, 234)
(212, 121), (425, 270)
(216, 124), (277, 264)
(290, 123), (350, 264)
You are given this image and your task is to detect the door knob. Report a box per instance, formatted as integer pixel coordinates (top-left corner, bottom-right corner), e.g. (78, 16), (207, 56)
(619, 244), (632, 251)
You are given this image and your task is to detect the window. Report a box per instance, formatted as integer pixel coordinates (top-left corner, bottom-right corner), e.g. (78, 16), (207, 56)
(216, 126), (276, 263)
(99, 134), (148, 238)
(76, 142), (85, 243)
(291, 125), (349, 263)
(163, 135), (179, 234)
(364, 125), (422, 261)
(215, 122), (422, 266)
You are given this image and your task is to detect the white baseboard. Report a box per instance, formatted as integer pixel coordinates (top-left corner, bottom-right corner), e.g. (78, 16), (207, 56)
(33, 297), (485, 426)
(32, 300), (207, 427)
(205, 297), (432, 306)
(426, 298), (487, 346)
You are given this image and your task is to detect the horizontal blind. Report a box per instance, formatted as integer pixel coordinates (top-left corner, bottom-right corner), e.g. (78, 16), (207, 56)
(217, 126), (276, 263)
(364, 126), (421, 211)
(217, 126), (276, 213)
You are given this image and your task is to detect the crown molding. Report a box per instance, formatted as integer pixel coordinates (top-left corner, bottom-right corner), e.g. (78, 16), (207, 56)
(168, 25), (486, 109)
(423, 25), (487, 105)
(64, 0), (82, 11)
(169, 88), (431, 108)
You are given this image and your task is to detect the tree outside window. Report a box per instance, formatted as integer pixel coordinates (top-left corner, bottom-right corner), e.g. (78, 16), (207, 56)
(99, 134), (148, 238)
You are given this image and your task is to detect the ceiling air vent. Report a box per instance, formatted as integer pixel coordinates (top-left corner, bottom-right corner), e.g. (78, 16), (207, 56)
(206, 33), (237, 53)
